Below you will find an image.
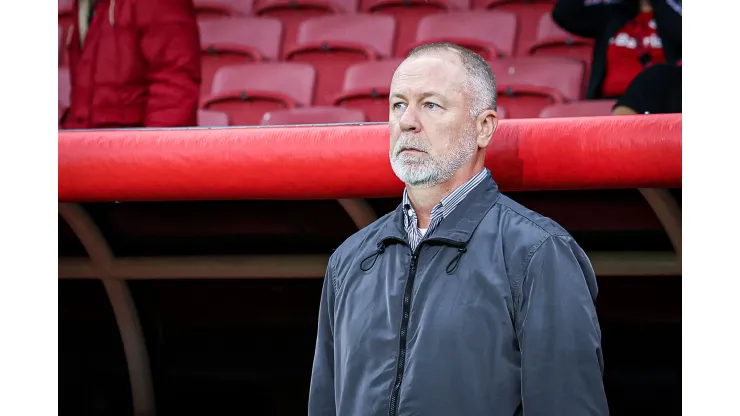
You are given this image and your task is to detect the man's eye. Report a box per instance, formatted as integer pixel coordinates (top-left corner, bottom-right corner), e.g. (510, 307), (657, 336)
(392, 102), (406, 110)
(425, 102), (439, 109)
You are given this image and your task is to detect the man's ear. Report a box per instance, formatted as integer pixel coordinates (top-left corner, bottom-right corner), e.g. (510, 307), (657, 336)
(476, 109), (498, 149)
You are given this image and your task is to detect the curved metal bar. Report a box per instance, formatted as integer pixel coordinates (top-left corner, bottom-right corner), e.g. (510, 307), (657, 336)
(337, 198), (379, 229)
(58, 203), (156, 416)
(639, 188), (682, 264)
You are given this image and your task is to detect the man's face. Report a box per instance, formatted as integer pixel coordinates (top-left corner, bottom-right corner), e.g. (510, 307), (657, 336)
(388, 51), (479, 188)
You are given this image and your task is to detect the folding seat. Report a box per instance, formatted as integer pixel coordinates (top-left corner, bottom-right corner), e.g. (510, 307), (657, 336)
(201, 63), (315, 126)
(58, 0), (74, 29)
(59, 67), (71, 110)
(198, 109), (231, 126)
(496, 105), (507, 119)
(403, 11), (517, 60)
(527, 13), (594, 70)
(473, 0), (555, 56)
(260, 106), (366, 125)
(333, 59), (402, 122)
(254, 0), (359, 58)
(488, 56), (585, 118)
(198, 17), (283, 100)
(361, 0), (469, 56)
(193, 0), (253, 20)
(539, 100), (616, 118)
(285, 14), (395, 106)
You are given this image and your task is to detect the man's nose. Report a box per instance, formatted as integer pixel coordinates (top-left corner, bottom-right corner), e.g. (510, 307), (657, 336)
(399, 106), (420, 132)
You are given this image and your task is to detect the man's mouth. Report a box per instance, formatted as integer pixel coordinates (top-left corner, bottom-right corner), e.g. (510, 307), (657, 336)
(400, 147), (425, 155)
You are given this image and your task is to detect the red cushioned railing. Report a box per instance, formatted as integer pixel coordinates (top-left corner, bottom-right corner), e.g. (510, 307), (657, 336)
(58, 114), (681, 202)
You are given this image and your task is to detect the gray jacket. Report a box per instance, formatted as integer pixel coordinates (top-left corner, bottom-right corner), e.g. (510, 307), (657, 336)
(309, 176), (609, 416)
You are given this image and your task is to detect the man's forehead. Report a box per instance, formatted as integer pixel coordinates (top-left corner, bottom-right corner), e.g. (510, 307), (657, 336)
(391, 52), (466, 95)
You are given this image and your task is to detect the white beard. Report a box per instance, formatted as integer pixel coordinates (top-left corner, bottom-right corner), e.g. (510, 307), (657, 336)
(390, 126), (477, 188)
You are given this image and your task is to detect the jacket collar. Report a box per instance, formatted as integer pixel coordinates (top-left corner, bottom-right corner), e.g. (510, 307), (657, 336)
(377, 175), (501, 248)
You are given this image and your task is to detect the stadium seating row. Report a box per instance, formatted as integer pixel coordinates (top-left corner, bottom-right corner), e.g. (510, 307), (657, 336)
(59, 10), (594, 105)
(197, 99), (616, 127)
(60, 54), (587, 125)
(59, 0), (590, 64)
(60, 63), (614, 127)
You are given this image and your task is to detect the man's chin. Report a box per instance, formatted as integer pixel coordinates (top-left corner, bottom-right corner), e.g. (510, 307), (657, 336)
(392, 153), (427, 165)
(391, 166), (439, 189)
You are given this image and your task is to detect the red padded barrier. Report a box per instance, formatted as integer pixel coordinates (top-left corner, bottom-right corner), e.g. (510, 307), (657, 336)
(58, 114), (681, 202)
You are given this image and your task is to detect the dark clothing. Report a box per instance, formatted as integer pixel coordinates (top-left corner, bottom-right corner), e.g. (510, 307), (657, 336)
(615, 63), (682, 114)
(309, 176), (608, 416)
(552, 0), (682, 99)
(63, 0), (201, 129)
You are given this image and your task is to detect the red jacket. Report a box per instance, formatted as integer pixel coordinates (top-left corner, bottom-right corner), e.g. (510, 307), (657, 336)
(62, 0), (201, 129)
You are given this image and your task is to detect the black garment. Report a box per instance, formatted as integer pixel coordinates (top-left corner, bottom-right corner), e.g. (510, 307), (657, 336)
(552, 0), (682, 99)
(615, 63), (682, 114)
(309, 175), (608, 416)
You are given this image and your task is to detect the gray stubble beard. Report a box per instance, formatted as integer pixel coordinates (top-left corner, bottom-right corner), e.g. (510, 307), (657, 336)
(390, 125), (478, 189)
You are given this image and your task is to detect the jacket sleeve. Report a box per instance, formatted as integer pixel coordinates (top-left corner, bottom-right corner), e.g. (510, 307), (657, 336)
(516, 235), (609, 415)
(137, 0), (201, 127)
(308, 261), (337, 416)
(552, 0), (613, 39)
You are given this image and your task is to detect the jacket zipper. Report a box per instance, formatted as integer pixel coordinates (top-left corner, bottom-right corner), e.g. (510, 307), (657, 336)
(380, 236), (464, 416)
(388, 249), (420, 416)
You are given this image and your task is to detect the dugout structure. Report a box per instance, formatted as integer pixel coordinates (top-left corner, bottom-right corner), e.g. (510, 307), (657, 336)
(59, 114), (681, 415)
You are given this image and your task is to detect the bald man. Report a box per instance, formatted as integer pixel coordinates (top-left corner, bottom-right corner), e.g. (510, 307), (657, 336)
(308, 43), (609, 416)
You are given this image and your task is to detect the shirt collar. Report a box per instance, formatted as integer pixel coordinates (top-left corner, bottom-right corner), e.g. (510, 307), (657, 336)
(402, 168), (490, 220)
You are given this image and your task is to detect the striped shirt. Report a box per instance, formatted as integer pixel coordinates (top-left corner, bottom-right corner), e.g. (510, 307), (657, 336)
(402, 168), (490, 251)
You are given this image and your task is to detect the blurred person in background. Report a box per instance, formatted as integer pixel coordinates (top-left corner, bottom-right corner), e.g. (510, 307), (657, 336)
(612, 61), (681, 115)
(61, 0), (201, 129)
(552, 0), (681, 101)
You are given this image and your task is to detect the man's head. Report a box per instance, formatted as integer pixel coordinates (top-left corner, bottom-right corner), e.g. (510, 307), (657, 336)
(388, 42), (498, 188)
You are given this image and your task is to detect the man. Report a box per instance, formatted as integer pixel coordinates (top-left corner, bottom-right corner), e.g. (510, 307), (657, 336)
(308, 43), (609, 416)
(61, 0), (200, 129)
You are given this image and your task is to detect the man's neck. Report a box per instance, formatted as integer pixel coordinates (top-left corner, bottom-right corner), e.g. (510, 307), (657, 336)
(407, 163), (483, 228)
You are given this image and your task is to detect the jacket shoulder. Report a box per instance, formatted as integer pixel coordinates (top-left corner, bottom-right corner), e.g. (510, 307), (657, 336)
(488, 194), (584, 292)
(495, 194), (571, 241)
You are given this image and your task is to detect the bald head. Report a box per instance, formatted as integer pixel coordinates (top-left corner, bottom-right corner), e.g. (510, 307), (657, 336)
(405, 42), (497, 118)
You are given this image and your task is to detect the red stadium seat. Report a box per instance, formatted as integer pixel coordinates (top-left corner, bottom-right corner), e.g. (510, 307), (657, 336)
(202, 63), (315, 126)
(285, 14), (395, 106)
(260, 106), (366, 125)
(198, 109), (231, 126)
(539, 100), (616, 118)
(254, 0), (359, 58)
(59, 67), (71, 110)
(334, 59), (402, 122)
(474, 0), (555, 56)
(403, 11), (517, 59)
(59, 0), (74, 28)
(198, 17), (283, 99)
(362, 0), (470, 56)
(527, 13), (594, 68)
(497, 106), (507, 119)
(193, 0), (253, 20)
(489, 56), (585, 118)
